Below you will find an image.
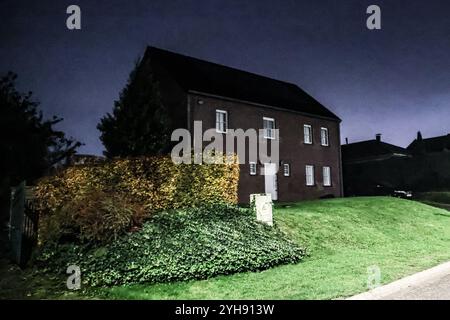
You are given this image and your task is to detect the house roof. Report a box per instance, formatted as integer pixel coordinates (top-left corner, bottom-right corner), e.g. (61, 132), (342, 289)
(342, 139), (410, 162)
(407, 134), (450, 153)
(144, 46), (340, 121)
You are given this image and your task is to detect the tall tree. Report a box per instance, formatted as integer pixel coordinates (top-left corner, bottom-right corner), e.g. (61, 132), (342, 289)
(97, 59), (171, 158)
(0, 72), (81, 220)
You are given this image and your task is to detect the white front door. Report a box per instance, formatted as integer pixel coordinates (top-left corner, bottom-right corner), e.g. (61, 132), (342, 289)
(264, 163), (278, 201)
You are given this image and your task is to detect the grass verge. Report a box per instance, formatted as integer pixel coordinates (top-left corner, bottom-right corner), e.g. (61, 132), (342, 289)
(97, 197), (450, 299)
(2, 197), (450, 299)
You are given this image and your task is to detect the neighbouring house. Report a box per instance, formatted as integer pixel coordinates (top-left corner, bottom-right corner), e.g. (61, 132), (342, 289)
(342, 134), (411, 196)
(407, 132), (450, 155)
(135, 46), (343, 203)
(342, 134), (410, 164)
(343, 132), (450, 196)
(406, 132), (450, 190)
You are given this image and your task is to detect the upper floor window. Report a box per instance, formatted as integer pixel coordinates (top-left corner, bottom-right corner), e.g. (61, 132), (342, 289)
(304, 124), (312, 144)
(263, 117), (275, 139)
(323, 166), (331, 186)
(305, 165), (315, 186)
(321, 127), (329, 146)
(283, 163), (290, 177)
(216, 110), (228, 133)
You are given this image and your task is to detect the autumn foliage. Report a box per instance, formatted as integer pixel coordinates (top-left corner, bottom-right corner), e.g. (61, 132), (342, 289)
(34, 155), (239, 243)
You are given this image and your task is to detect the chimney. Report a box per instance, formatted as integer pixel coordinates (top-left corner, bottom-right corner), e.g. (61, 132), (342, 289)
(376, 133), (381, 142)
(417, 131), (423, 141)
(345, 137), (349, 145)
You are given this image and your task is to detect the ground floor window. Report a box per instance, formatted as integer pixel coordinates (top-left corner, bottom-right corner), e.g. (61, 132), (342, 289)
(323, 166), (331, 186)
(305, 165), (314, 186)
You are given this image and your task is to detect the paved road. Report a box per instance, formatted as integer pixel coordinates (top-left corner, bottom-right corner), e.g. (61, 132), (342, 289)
(382, 273), (450, 300)
(348, 261), (450, 300)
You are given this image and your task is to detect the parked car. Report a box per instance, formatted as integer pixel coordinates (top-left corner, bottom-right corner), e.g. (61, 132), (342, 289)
(392, 190), (413, 199)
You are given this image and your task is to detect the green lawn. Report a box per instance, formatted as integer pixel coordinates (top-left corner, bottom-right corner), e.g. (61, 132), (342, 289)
(92, 197), (450, 300)
(3, 196), (450, 300)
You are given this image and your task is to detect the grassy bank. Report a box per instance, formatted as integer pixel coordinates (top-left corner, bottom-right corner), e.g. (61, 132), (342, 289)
(2, 196), (450, 299)
(98, 197), (450, 299)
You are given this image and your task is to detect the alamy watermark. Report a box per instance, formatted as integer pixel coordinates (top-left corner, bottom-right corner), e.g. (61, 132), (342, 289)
(66, 5), (81, 30)
(366, 5), (381, 30)
(66, 265), (81, 290)
(367, 265), (381, 289)
(65, 4), (381, 32)
(171, 121), (280, 174)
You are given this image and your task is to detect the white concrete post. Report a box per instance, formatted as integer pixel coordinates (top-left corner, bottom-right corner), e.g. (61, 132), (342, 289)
(250, 193), (273, 226)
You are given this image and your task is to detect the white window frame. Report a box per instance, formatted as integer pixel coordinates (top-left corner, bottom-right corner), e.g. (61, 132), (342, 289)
(305, 165), (315, 186)
(216, 109), (228, 133)
(323, 166), (331, 187)
(304, 124), (313, 144)
(249, 162), (257, 176)
(321, 127), (329, 146)
(283, 163), (290, 177)
(263, 117), (275, 140)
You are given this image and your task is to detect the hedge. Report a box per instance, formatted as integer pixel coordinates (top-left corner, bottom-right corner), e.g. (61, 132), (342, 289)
(36, 204), (306, 286)
(34, 155), (239, 243)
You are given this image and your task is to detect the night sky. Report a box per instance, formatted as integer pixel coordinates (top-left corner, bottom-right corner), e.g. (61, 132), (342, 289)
(1, 0), (449, 155)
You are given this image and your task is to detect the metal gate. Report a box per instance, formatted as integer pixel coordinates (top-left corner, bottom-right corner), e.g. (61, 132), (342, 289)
(9, 181), (38, 267)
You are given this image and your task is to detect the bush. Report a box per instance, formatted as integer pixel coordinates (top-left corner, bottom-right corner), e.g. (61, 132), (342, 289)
(36, 204), (306, 286)
(38, 189), (146, 244)
(34, 155), (239, 243)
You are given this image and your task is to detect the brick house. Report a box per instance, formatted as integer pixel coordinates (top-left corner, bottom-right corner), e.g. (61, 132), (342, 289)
(137, 46), (343, 203)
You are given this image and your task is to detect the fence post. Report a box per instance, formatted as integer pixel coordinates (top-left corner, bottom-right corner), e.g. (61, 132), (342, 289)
(9, 181), (26, 265)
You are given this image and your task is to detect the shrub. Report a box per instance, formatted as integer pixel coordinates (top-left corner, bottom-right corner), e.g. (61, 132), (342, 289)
(34, 155), (239, 243)
(39, 189), (146, 244)
(36, 204), (306, 286)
